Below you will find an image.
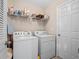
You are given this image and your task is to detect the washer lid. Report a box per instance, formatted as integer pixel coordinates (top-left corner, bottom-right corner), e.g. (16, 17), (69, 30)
(13, 36), (38, 41)
(36, 34), (54, 37)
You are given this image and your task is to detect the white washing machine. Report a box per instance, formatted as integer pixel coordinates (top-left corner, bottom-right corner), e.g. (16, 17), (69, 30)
(33, 31), (56, 59)
(13, 32), (38, 59)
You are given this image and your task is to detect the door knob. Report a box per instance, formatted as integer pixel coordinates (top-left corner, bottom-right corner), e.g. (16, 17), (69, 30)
(58, 34), (61, 36)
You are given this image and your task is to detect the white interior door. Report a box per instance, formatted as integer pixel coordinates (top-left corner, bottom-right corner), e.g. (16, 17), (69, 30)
(71, 0), (79, 59)
(57, 3), (72, 59)
(0, 0), (7, 59)
(57, 0), (79, 59)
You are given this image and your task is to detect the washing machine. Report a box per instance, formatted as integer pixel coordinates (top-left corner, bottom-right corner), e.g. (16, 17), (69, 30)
(33, 31), (56, 59)
(13, 32), (38, 59)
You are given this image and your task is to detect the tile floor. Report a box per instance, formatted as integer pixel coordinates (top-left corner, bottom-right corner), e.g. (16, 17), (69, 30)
(7, 48), (12, 59)
(7, 48), (62, 59)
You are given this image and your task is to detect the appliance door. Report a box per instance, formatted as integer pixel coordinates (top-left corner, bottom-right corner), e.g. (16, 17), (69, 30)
(13, 37), (38, 59)
(39, 36), (55, 59)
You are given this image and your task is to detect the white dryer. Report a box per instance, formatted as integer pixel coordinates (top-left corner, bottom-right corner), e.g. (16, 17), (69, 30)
(33, 31), (55, 59)
(13, 32), (38, 59)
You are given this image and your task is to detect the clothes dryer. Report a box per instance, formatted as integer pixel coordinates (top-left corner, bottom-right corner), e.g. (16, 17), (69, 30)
(33, 31), (55, 59)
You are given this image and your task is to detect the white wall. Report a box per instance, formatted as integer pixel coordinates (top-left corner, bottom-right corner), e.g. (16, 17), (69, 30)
(8, 0), (64, 34)
(8, 0), (45, 33)
(8, 0), (44, 14)
(45, 0), (64, 34)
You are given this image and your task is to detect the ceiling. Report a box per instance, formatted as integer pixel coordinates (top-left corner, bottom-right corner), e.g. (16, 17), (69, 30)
(29, 0), (54, 9)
